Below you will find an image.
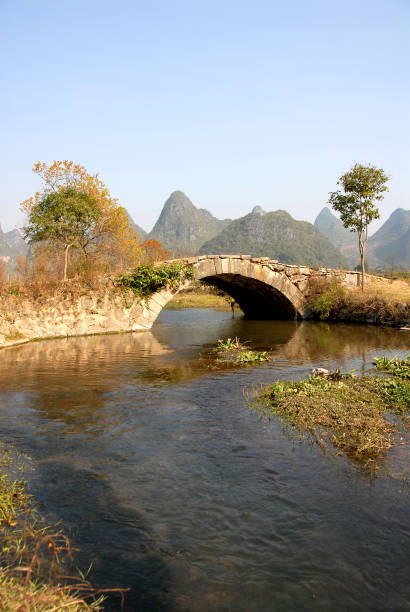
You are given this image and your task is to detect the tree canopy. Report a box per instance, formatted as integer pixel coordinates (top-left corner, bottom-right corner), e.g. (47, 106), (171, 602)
(23, 187), (101, 281)
(328, 163), (389, 288)
(21, 161), (141, 279)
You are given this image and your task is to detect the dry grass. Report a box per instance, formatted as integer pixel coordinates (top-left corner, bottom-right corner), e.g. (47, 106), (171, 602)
(165, 288), (233, 310)
(0, 444), (127, 611)
(355, 278), (410, 303)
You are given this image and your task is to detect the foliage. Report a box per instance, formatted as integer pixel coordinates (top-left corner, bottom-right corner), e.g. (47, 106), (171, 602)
(328, 163), (389, 288)
(308, 278), (410, 324)
(252, 369), (408, 464)
(20, 160), (141, 277)
(23, 187), (101, 281)
(199, 210), (347, 268)
(216, 337), (244, 351)
(116, 262), (194, 297)
(138, 239), (170, 264)
(236, 350), (270, 363)
(311, 281), (346, 319)
(215, 338), (270, 365)
(373, 355), (410, 379)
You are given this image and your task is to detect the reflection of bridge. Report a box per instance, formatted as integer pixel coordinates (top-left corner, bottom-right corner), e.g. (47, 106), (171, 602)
(136, 255), (362, 330)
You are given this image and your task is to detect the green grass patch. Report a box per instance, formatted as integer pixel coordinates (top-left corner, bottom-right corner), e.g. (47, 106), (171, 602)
(215, 337), (270, 365)
(373, 355), (410, 379)
(252, 365), (409, 465)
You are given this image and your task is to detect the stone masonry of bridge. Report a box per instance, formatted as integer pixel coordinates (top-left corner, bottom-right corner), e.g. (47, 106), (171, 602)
(0, 254), (372, 348)
(135, 254), (364, 330)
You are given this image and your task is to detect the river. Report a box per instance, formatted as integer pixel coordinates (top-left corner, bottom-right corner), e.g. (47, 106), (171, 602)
(0, 308), (409, 611)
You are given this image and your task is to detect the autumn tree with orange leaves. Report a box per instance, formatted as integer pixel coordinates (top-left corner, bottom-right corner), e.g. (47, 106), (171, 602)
(138, 239), (170, 264)
(21, 161), (141, 279)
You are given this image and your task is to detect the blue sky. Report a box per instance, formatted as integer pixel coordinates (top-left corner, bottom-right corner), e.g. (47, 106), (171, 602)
(1, 0), (409, 234)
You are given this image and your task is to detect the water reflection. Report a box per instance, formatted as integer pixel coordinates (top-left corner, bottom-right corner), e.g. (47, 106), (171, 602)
(0, 310), (409, 611)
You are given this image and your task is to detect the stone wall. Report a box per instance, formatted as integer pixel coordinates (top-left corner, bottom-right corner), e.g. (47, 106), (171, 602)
(0, 287), (148, 349)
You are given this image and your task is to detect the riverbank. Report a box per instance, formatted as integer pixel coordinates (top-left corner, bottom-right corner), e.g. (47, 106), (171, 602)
(308, 278), (410, 327)
(0, 444), (105, 610)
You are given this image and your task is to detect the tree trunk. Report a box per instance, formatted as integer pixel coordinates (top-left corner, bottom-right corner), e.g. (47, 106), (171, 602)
(63, 244), (70, 282)
(360, 244), (365, 291)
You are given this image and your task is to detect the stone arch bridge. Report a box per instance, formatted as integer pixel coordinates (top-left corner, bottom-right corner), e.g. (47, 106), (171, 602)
(134, 254), (362, 330)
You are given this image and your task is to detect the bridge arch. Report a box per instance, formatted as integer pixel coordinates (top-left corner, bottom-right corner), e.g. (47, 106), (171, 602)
(136, 256), (309, 330)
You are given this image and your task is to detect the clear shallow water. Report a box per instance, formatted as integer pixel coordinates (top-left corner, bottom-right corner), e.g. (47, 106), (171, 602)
(0, 309), (409, 611)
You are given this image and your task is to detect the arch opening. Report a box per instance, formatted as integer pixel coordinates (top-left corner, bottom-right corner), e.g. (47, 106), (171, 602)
(201, 274), (300, 320)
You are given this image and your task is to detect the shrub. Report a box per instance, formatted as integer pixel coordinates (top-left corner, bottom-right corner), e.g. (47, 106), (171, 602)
(116, 262), (194, 297)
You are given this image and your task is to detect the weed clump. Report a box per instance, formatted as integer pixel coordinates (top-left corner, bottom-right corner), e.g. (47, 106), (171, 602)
(252, 359), (409, 465)
(215, 338), (270, 365)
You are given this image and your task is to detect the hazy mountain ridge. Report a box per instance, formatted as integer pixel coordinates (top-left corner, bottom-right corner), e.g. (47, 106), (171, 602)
(367, 208), (410, 269)
(315, 206), (410, 270)
(0, 224), (28, 268)
(199, 209), (348, 268)
(125, 210), (147, 242)
(148, 191), (232, 255)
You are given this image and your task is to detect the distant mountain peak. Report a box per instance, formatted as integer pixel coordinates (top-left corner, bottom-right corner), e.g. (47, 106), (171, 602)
(148, 191), (231, 255)
(199, 209), (347, 268)
(251, 206), (265, 215)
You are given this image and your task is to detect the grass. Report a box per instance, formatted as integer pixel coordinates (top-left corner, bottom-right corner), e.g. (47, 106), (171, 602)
(165, 290), (232, 310)
(251, 357), (409, 466)
(361, 278), (410, 303)
(0, 443), (122, 611)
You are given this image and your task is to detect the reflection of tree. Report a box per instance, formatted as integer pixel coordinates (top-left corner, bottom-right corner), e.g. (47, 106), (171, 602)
(281, 321), (408, 365)
(0, 333), (172, 436)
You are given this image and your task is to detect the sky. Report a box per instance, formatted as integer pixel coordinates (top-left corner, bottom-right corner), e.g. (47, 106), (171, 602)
(1, 0), (409, 234)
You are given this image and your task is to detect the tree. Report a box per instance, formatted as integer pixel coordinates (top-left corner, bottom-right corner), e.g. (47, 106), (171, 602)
(21, 161), (141, 275)
(23, 187), (101, 281)
(328, 163), (389, 290)
(138, 239), (170, 264)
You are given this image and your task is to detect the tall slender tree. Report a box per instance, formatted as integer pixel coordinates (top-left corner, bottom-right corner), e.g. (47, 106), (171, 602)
(328, 163), (389, 289)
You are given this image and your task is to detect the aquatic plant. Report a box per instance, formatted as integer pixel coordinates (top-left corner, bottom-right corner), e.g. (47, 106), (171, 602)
(373, 355), (410, 379)
(216, 337), (244, 351)
(235, 350), (270, 364)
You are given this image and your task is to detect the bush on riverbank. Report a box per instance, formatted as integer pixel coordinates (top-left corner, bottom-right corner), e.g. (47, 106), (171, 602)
(308, 278), (410, 326)
(0, 444), (106, 611)
(251, 357), (409, 466)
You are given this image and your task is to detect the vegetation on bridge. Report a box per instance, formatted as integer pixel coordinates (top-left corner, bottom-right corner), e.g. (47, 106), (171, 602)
(116, 261), (194, 298)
